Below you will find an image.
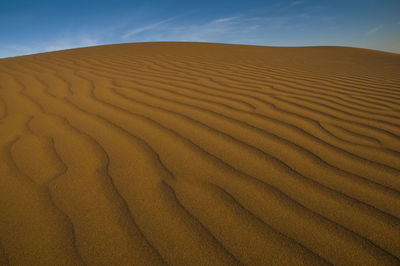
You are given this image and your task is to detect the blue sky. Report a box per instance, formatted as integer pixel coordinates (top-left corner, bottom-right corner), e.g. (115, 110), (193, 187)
(1, 0), (400, 58)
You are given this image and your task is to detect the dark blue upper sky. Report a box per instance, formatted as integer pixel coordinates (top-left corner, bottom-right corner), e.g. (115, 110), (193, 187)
(1, 0), (399, 57)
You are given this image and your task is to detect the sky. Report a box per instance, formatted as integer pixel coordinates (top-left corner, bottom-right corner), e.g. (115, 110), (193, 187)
(1, 0), (400, 58)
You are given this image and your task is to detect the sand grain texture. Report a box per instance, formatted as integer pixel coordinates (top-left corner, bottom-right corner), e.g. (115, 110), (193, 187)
(1, 42), (400, 265)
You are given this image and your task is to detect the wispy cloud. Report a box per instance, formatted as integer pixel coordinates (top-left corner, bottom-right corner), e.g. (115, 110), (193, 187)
(212, 17), (238, 23)
(0, 10), (345, 58)
(122, 18), (174, 40)
(119, 15), (301, 46)
(134, 17), (249, 43)
(366, 25), (382, 35)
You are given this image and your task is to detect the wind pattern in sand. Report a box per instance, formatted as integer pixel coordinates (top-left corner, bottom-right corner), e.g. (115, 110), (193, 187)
(0, 43), (400, 265)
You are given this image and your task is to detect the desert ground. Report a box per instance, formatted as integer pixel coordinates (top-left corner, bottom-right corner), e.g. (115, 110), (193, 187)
(0, 42), (400, 265)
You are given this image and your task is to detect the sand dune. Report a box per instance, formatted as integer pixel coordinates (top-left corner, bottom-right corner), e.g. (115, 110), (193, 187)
(0, 42), (400, 265)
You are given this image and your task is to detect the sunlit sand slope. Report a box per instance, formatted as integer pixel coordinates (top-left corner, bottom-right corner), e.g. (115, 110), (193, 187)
(1, 42), (400, 265)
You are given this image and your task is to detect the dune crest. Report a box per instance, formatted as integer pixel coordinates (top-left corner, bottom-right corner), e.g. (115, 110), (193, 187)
(0, 42), (400, 265)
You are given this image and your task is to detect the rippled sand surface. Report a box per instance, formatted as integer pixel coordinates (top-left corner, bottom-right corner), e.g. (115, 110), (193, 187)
(1, 42), (400, 265)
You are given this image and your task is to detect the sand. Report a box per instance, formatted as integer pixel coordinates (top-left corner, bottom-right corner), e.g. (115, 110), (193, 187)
(0, 42), (400, 265)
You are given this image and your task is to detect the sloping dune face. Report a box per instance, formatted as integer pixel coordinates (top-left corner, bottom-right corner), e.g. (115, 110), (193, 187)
(1, 42), (400, 265)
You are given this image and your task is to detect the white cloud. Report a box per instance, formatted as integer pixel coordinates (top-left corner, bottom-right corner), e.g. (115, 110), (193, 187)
(0, 12), (324, 58)
(212, 17), (238, 23)
(122, 18), (174, 40)
(164, 18), (241, 42)
(119, 13), (310, 46)
(366, 25), (382, 35)
(121, 15), (282, 46)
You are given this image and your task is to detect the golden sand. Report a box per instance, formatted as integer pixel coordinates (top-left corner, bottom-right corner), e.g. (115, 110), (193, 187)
(0, 42), (400, 265)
